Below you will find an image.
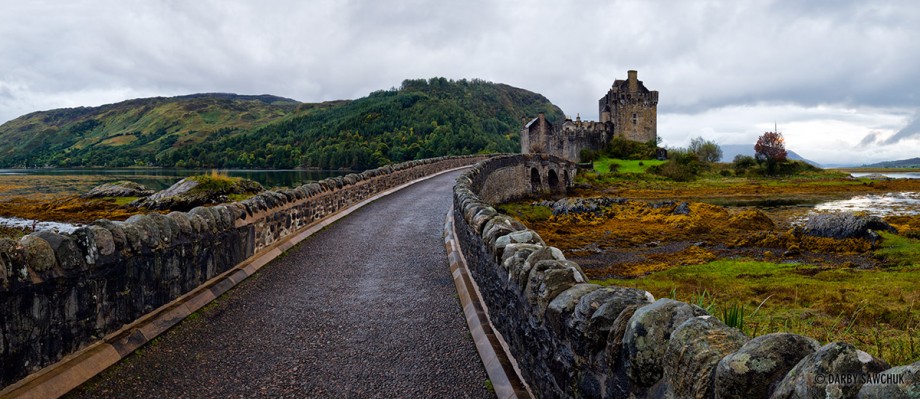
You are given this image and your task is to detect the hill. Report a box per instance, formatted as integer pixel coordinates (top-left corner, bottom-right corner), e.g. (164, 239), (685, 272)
(0, 78), (563, 169)
(718, 144), (821, 167)
(862, 157), (920, 168)
(0, 94), (302, 168)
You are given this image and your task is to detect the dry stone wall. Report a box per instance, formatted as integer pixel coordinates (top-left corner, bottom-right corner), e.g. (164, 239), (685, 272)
(0, 155), (484, 389)
(452, 154), (919, 398)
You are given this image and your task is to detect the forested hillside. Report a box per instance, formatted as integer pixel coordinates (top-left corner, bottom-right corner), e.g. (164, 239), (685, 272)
(0, 78), (563, 169)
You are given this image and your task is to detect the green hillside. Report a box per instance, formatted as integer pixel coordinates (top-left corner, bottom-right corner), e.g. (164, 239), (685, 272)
(0, 78), (563, 169)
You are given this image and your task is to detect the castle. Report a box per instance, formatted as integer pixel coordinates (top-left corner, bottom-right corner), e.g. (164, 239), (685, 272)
(521, 70), (658, 162)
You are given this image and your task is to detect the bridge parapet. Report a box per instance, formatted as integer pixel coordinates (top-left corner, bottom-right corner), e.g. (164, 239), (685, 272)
(452, 154), (908, 398)
(0, 155), (485, 391)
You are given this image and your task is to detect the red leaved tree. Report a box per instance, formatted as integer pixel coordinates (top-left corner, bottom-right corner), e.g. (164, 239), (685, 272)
(755, 131), (787, 174)
(755, 132), (787, 162)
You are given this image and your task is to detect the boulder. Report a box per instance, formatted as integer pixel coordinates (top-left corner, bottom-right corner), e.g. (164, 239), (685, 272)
(770, 342), (889, 399)
(536, 197), (627, 216)
(523, 259), (584, 315)
(714, 332), (820, 399)
(81, 181), (153, 198)
(857, 360), (920, 399)
(572, 286), (653, 352)
(804, 212), (897, 239)
(673, 202), (691, 215)
(131, 175), (263, 211)
(493, 230), (544, 261)
(858, 173), (892, 181)
(20, 234), (56, 273)
(514, 246), (566, 286)
(33, 230), (85, 271)
(622, 298), (709, 387)
(664, 316), (748, 399)
(0, 238), (26, 285)
(546, 284), (602, 335)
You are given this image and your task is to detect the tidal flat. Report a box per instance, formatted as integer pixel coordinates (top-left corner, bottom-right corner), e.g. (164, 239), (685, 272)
(500, 160), (920, 364)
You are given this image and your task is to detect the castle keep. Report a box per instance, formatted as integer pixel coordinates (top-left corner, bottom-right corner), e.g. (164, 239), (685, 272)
(521, 70), (658, 161)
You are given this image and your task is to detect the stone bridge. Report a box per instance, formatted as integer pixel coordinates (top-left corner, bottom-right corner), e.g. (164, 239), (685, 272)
(0, 154), (915, 398)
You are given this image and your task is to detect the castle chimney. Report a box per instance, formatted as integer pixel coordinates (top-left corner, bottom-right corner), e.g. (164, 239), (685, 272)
(628, 70), (638, 93)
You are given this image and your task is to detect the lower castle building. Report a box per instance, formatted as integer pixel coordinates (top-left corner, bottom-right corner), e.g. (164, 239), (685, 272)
(521, 70), (658, 162)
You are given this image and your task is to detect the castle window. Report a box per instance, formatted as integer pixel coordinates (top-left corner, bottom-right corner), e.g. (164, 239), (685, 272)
(632, 113), (638, 125)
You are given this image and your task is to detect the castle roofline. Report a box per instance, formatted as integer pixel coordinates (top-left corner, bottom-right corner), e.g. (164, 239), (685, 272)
(612, 79), (651, 94)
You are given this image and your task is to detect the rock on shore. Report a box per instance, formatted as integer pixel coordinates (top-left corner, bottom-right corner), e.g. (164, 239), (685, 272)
(131, 175), (263, 211)
(81, 181), (153, 198)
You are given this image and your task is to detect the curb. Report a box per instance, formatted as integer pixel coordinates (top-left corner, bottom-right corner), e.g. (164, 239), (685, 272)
(443, 211), (533, 399)
(1, 165), (473, 399)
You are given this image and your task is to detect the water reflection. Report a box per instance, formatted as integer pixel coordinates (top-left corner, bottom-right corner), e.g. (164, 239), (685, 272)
(0, 216), (80, 234)
(813, 192), (920, 216)
(850, 172), (920, 179)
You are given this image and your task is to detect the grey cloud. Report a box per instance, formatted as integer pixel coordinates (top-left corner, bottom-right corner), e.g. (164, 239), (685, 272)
(0, 0), (918, 164)
(858, 131), (882, 147)
(882, 113), (920, 145)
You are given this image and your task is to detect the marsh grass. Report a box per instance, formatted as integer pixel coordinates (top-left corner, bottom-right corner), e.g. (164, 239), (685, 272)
(189, 170), (241, 191)
(0, 225), (29, 239)
(594, 158), (666, 174)
(496, 203), (552, 222)
(874, 232), (920, 267)
(106, 196), (141, 206)
(598, 259), (920, 364)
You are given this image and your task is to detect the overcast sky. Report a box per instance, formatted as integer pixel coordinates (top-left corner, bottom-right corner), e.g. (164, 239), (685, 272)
(1, 0), (918, 165)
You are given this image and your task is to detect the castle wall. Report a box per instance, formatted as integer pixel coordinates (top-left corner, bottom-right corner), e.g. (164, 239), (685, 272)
(613, 100), (657, 143)
(522, 117), (611, 162)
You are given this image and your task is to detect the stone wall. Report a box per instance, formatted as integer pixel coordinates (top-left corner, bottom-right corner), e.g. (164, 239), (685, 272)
(0, 155), (484, 389)
(452, 154), (918, 398)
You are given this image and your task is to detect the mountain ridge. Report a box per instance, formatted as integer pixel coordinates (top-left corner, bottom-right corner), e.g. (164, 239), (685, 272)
(0, 78), (563, 169)
(861, 157), (920, 168)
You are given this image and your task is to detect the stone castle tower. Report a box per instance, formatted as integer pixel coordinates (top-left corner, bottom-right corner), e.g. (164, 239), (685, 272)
(521, 70), (658, 162)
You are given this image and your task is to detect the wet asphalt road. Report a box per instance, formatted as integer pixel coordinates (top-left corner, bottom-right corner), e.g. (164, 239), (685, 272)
(67, 170), (492, 398)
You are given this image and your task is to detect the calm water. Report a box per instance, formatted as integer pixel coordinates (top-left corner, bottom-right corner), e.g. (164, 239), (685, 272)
(0, 216), (79, 234)
(814, 192), (920, 216)
(849, 172), (920, 179)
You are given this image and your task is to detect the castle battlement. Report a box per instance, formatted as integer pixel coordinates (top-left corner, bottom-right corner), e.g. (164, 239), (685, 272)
(522, 70), (658, 162)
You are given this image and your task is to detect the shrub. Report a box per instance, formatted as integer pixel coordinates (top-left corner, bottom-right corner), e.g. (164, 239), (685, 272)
(733, 155), (757, 175)
(607, 136), (657, 160)
(775, 160), (820, 175)
(650, 147), (702, 181)
(580, 148), (598, 163)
